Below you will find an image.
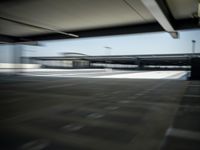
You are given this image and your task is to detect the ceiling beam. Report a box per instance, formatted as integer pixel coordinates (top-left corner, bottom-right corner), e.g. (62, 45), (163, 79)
(19, 18), (199, 42)
(20, 22), (164, 41)
(141, 0), (178, 38)
(0, 34), (42, 45)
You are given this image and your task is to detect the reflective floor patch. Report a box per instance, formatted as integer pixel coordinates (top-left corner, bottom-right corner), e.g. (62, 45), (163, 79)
(20, 139), (50, 150)
(104, 106), (120, 110)
(86, 113), (105, 119)
(61, 123), (84, 132)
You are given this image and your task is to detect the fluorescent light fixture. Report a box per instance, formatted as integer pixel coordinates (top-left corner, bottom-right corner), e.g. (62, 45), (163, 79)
(141, 0), (178, 38)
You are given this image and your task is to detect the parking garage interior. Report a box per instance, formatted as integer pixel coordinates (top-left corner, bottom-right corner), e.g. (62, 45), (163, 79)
(1, 0), (200, 150)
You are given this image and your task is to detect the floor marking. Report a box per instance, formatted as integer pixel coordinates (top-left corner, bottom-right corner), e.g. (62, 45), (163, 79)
(179, 105), (200, 110)
(104, 106), (120, 110)
(61, 124), (84, 131)
(184, 95), (200, 98)
(189, 85), (200, 87)
(87, 113), (105, 119)
(118, 100), (131, 104)
(166, 128), (200, 141)
(20, 139), (50, 150)
(37, 83), (77, 90)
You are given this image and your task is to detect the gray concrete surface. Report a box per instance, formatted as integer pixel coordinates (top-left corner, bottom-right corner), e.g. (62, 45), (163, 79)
(0, 75), (200, 150)
(0, 69), (189, 79)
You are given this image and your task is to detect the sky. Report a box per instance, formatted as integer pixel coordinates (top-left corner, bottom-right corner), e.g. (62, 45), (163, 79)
(0, 29), (200, 62)
(24, 29), (200, 56)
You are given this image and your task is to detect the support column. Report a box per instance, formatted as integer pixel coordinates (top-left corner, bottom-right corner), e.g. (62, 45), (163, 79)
(190, 58), (200, 80)
(136, 58), (143, 70)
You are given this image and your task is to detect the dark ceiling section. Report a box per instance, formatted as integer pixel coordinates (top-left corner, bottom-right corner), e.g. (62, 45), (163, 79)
(166, 0), (199, 19)
(0, 0), (199, 43)
(0, 34), (17, 43)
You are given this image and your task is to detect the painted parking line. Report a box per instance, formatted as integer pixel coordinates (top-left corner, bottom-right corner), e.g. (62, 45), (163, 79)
(37, 83), (78, 90)
(166, 128), (200, 141)
(184, 95), (200, 98)
(188, 85), (200, 87)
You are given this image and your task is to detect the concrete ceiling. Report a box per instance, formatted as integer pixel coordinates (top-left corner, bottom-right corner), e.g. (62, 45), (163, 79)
(0, 0), (155, 36)
(167, 0), (199, 19)
(0, 0), (199, 42)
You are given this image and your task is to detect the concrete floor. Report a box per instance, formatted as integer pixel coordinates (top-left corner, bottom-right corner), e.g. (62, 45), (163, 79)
(0, 75), (200, 150)
(0, 69), (189, 79)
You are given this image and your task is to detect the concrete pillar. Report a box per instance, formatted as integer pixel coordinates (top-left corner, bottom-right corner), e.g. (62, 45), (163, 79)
(190, 58), (200, 80)
(136, 58), (143, 70)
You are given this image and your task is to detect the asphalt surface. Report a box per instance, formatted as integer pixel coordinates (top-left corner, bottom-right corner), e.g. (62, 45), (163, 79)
(0, 74), (200, 150)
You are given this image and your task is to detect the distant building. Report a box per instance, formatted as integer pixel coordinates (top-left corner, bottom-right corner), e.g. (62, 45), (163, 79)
(23, 53), (199, 70)
(24, 52), (90, 69)
(61, 52), (88, 57)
